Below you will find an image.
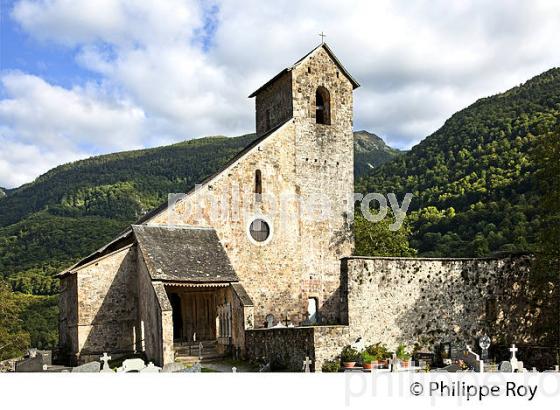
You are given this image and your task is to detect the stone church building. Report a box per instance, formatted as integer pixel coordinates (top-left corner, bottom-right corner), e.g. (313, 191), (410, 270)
(58, 44), (553, 370)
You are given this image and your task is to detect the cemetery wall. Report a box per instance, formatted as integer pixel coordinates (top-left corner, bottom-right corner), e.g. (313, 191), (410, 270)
(73, 245), (139, 363)
(245, 327), (316, 371)
(245, 325), (351, 371)
(343, 254), (556, 355)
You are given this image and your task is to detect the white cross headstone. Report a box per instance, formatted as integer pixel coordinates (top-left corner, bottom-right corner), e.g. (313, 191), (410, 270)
(100, 353), (112, 373)
(302, 356), (312, 373)
(509, 344), (519, 371)
(390, 353), (397, 372)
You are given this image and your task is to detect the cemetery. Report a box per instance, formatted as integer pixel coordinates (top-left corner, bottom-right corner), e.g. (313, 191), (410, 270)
(6, 334), (559, 373)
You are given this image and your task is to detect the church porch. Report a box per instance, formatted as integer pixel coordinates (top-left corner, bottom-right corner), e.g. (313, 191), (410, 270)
(164, 282), (235, 358)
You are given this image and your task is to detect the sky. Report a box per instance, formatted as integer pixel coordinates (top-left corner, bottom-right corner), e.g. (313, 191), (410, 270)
(1, 0), (560, 188)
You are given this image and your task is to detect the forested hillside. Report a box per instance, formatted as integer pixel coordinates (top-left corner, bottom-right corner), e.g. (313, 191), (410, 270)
(0, 131), (397, 296)
(357, 68), (560, 257)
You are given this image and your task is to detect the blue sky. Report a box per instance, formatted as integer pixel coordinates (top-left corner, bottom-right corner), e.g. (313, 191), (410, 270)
(1, 0), (560, 188)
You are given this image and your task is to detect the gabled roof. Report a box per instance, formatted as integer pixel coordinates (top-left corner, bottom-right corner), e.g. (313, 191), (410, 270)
(133, 224), (238, 283)
(248, 42), (360, 98)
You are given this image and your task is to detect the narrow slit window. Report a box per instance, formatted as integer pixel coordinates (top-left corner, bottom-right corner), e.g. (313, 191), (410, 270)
(255, 170), (262, 195)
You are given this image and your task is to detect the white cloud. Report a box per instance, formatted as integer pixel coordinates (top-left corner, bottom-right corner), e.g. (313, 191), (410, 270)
(2, 0), (560, 187)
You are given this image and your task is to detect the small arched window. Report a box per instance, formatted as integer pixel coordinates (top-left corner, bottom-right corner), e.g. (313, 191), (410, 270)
(255, 170), (262, 195)
(315, 86), (331, 125)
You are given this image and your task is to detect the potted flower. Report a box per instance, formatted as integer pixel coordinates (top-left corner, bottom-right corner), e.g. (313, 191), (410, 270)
(361, 351), (376, 370)
(366, 343), (390, 368)
(341, 345), (360, 368)
(396, 343), (411, 368)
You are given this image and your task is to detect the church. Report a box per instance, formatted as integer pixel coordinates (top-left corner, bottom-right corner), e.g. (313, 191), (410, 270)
(57, 43), (547, 371)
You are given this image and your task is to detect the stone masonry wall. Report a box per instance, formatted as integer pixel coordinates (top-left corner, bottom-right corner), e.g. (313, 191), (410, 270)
(255, 71), (293, 136)
(343, 255), (556, 355)
(74, 245), (138, 363)
(149, 122), (308, 328)
(148, 46), (355, 328)
(245, 327), (315, 371)
(245, 325), (351, 372)
(58, 274), (78, 362)
(137, 253), (171, 366)
(291, 47), (355, 324)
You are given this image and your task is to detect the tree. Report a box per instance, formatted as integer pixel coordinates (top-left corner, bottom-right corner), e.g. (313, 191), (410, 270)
(0, 282), (30, 360)
(354, 214), (417, 257)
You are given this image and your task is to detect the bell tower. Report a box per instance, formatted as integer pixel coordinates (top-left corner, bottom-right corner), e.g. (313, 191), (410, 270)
(249, 43), (359, 323)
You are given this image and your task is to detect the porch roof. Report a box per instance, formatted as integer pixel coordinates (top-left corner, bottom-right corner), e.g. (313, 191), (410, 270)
(133, 224), (239, 283)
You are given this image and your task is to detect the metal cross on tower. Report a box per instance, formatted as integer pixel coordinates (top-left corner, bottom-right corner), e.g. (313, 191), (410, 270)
(318, 32), (326, 43)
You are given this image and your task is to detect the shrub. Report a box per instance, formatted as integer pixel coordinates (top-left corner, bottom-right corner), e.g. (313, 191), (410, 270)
(341, 345), (360, 362)
(361, 351), (377, 364)
(396, 343), (411, 361)
(365, 342), (390, 360)
(321, 360), (340, 373)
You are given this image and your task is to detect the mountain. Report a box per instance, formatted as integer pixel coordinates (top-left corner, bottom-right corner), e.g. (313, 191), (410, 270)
(357, 67), (560, 257)
(353, 130), (403, 176)
(0, 131), (400, 295)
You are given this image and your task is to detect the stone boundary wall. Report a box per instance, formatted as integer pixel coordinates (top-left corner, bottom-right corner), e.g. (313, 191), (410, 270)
(343, 255), (557, 358)
(245, 325), (351, 372)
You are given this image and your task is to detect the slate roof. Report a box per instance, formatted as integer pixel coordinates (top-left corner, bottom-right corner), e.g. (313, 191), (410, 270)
(133, 225), (238, 283)
(248, 42), (360, 98)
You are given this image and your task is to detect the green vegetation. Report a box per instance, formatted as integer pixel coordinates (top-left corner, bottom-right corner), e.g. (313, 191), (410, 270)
(357, 68), (560, 257)
(0, 131), (396, 357)
(354, 214), (417, 257)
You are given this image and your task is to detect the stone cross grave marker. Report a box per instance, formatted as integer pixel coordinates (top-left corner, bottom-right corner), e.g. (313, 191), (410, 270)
(478, 335), (491, 361)
(198, 342), (204, 360)
(390, 353), (397, 372)
(509, 344), (519, 371)
(100, 353), (112, 373)
(302, 357), (312, 373)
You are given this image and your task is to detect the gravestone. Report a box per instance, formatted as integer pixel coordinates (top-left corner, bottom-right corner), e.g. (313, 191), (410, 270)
(438, 363), (461, 372)
(71, 361), (101, 373)
(414, 351), (435, 367)
(265, 314), (274, 328)
(100, 353), (112, 373)
(302, 357), (312, 373)
(498, 361), (513, 373)
(509, 344), (519, 371)
(117, 358), (146, 372)
(139, 362), (162, 373)
(479, 335), (491, 361)
(15, 355), (44, 373)
(463, 345), (484, 372)
(198, 342), (204, 360)
(162, 362), (186, 373)
(232, 367), (237, 373)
